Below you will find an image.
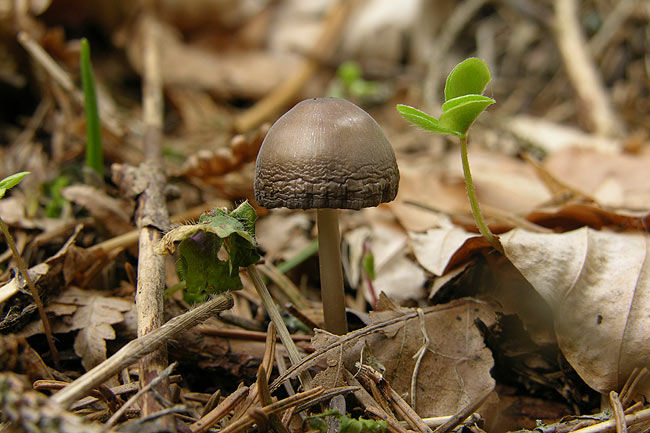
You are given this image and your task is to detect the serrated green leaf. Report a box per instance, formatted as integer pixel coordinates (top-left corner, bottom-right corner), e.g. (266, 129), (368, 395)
(177, 233), (242, 303)
(444, 57), (492, 101)
(0, 172), (30, 199)
(159, 200), (259, 303)
(228, 234), (260, 276)
(230, 201), (258, 241)
(438, 97), (495, 136)
(395, 104), (458, 136)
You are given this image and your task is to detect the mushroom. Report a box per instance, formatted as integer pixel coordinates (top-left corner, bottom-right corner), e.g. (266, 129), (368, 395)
(254, 97), (399, 334)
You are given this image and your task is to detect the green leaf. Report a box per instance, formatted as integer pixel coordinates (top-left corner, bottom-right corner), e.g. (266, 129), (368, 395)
(159, 200), (260, 303)
(362, 252), (375, 281)
(80, 38), (103, 178)
(337, 60), (362, 87)
(0, 172), (29, 199)
(177, 233), (242, 303)
(396, 104), (458, 136)
(439, 95), (495, 136)
(444, 57), (492, 101)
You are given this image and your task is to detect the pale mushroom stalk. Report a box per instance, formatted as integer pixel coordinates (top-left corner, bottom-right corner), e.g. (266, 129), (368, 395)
(316, 208), (348, 335)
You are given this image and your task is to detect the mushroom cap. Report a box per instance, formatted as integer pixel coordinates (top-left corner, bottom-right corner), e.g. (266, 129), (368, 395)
(254, 97), (399, 210)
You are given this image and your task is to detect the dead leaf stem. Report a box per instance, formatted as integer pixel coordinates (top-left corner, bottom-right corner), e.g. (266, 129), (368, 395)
(104, 361), (178, 428)
(410, 308), (430, 411)
(190, 386), (249, 433)
(219, 387), (325, 433)
(357, 364), (433, 433)
(247, 264), (313, 390)
(620, 367), (648, 407)
(569, 407), (650, 433)
(608, 391), (628, 433)
(432, 387), (493, 433)
(0, 217), (60, 370)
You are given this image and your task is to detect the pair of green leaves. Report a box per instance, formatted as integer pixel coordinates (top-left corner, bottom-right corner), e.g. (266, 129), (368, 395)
(157, 201), (260, 303)
(397, 57), (494, 138)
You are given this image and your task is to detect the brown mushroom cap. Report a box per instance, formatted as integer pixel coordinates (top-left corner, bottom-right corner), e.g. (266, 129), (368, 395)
(254, 97), (399, 210)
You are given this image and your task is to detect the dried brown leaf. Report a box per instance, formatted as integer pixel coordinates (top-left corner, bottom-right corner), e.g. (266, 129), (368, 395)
(312, 298), (497, 418)
(543, 148), (650, 210)
(61, 185), (133, 236)
(502, 227), (650, 397)
(52, 288), (132, 370)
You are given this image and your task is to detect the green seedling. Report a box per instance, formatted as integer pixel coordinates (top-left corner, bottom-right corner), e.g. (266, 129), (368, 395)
(397, 57), (502, 252)
(307, 410), (387, 433)
(80, 38), (103, 180)
(0, 172), (60, 368)
(157, 201), (312, 389)
(327, 61), (381, 102)
(43, 174), (70, 218)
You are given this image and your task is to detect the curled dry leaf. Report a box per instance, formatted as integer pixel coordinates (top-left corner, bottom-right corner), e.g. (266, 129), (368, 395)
(501, 227), (650, 397)
(409, 224), (475, 276)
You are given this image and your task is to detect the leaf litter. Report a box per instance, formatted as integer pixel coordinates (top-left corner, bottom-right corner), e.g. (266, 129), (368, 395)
(1, 1), (650, 432)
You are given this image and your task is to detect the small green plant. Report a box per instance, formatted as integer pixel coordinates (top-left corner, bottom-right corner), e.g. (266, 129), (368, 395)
(327, 61), (381, 102)
(157, 201), (312, 388)
(158, 201), (260, 304)
(80, 38), (103, 179)
(396, 57), (502, 252)
(43, 174), (70, 218)
(307, 410), (387, 433)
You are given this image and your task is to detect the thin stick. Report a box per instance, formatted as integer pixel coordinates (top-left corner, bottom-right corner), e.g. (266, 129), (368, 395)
(104, 362), (178, 428)
(358, 365), (432, 433)
(0, 218), (60, 369)
(191, 386), (249, 433)
(609, 391), (628, 433)
(220, 387), (324, 433)
(135, 14), (172, 421)
(553, 0), (623, 136)
(569, 407), (650, 433)
(233, 0), (353, 132)
(432, 387), (493, 433)
(246, 265), (313, 390)
(51, 293), (233, 409)
(410, 308), (430, 411)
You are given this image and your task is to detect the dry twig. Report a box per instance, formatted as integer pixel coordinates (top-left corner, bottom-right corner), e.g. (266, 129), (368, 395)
(234, 0), (354, 132)
(553, 0), (624, 136)
(131, 14), (172, 423)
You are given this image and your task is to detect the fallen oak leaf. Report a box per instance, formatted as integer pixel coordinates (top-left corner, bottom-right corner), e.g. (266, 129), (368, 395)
(501, 227), (650, 398)
(291, 298), (497, 418)
(53, 287), (132, 371)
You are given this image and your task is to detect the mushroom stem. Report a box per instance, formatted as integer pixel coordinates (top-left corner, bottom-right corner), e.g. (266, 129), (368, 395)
(317, 208), (348, 335)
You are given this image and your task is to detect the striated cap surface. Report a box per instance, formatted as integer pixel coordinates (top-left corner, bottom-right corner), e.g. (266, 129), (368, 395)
(254, 97), (399, 210)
